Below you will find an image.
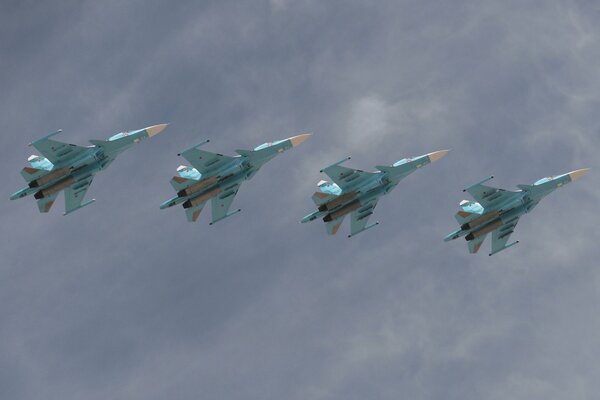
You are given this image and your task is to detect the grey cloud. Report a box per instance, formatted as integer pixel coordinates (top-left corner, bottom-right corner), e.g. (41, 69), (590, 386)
(1, 1), (600, 400)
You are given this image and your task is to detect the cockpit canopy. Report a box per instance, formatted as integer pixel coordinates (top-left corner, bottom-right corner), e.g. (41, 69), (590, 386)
(459, 199), (484, 214)
(534, 176), (554, 186)
(108, 132), (129, 141)
(392, 157), (412, 167)
(254, 139), (285, 151)
(317, 179), (342, 195)
(176, 165), (202, 180)
(28, 154), (53, 171)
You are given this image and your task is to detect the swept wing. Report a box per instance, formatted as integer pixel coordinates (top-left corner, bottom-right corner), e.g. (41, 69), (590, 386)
(186, 202), (206, 222)
(321, 164), (376, 191)
(64, 176), (95, 215)
(350, 198), (379, 236)
(210, 183), (241, 224)
(37, 192), (59, 213)
(31, 132), (88, 165)
(180, 147), (237, 175)
(326, 215), (345, 235)
(465, 179), (521, 209)
(468, 234), (487, 254)
(490, 217), (520, 255)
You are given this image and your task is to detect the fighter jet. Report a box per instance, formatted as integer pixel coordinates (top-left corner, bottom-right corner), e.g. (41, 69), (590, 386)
(160, 133), (311, 223)
(300, 150), (449, 237)
(444, 169), (590, 255)
(10, 124), (168, 215)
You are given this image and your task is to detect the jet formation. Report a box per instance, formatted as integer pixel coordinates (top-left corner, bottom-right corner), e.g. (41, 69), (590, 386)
(10, 124), (168, 215)
(301, 150), (449, 237)
(444, 169), (590, 255)
(160, 134), (311, 223)
(10, 125), (590, 255)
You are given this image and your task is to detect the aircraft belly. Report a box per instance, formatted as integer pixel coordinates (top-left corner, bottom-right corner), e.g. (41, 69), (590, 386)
(180, 176), (218, 197)
(35, 176), (76, 198)
(184, 187), (222, 208)
(29, 167), (70, 188)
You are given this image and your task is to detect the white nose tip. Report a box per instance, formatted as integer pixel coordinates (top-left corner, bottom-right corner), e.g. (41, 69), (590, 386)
(146, 123), (169, 137)
(428, 149), (450, 162)
(289, 133), (312, 147)
(568, 168), (590, 182)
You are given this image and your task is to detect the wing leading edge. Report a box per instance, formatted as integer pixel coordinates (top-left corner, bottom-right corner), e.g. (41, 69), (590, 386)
(179, 141), (237, 175)
(490, 217), (520, 256)
(349, 198), (379, 237)
(30, 131), (88, 165)
(210, 183), (241, 224)
(321, 160), (376, 192)
(63, 176), (96, 215)
(464, 177), (521, 209)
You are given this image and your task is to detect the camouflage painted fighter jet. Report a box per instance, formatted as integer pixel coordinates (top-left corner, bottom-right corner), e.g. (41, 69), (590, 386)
(160, 133), (311, 223)
(10, 124), (168, 215)
(444, 169), (590, 255)
(300, 150), (449, 237)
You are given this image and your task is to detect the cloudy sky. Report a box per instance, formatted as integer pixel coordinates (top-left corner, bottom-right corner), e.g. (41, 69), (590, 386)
(2, 1), (600, 399)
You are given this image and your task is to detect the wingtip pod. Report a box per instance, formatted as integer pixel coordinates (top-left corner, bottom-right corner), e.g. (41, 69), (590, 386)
(145, 123), (169, 137)
(568, 168), (590, 182)
(427, 149), (450, 162)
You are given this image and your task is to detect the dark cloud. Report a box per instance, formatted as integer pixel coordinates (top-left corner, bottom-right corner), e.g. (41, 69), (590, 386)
(1, 1), (599, 399)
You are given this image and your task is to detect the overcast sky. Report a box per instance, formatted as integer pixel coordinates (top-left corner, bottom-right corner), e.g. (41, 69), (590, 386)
(2, 1), (600, 399)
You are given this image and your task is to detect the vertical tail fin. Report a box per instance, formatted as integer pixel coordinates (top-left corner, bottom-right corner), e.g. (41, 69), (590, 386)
(454, 200), (484, 224)
(20, 167), (45, 183)
(170, 176), (196, 192)
(312, 180), (342, 206)
(312, 191), (337, 206)
(468, 234), (487, 253)
(454, 210), (480, 224)
(185, 203), (205, 222)
(326, 215), (345, 235)
(37, 193), (58, 213)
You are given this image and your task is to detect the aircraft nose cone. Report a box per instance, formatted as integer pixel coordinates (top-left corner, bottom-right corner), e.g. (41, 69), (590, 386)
(289, 133), (312, 147)
(428, 149), (450, 162)
(568, 168), (590, 182)
(146, 123), (169, 137)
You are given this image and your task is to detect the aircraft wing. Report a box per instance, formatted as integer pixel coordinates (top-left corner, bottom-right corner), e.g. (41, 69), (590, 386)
(350, 198), (378, 236)
(465, 183), (520, 209)
(321, 165), (375, 191)
(491, 217), (520, 255)
(31, 135), (88, 165)
(210, 183), (240, 224)
(64, 176), (95, 215)
(180, 147), (236, 175)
